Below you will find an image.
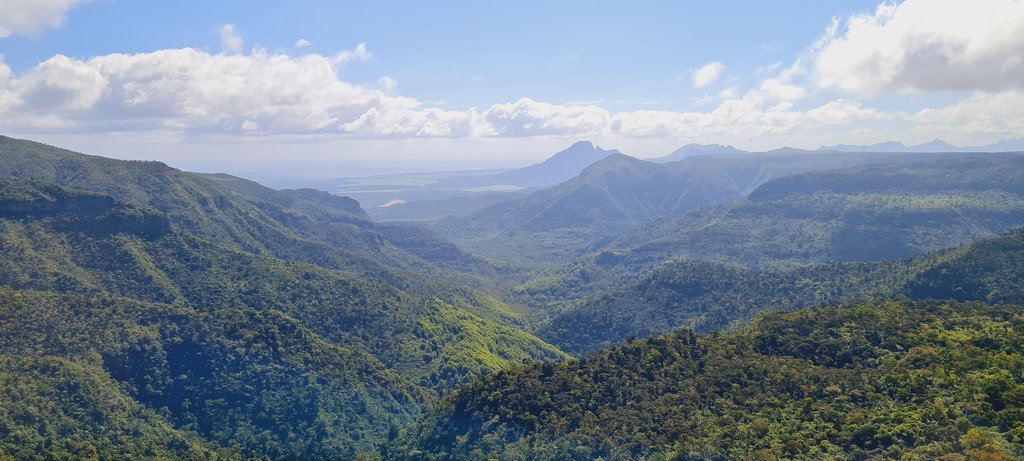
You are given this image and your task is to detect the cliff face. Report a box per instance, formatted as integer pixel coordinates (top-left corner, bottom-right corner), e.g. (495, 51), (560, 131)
(0, 179), (171, 239)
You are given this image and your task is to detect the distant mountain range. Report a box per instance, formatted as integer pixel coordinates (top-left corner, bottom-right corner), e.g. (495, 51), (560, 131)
(429, 150), (999, 267)
(818, 138), (1024, 153)
(644, 138), (1024, 162)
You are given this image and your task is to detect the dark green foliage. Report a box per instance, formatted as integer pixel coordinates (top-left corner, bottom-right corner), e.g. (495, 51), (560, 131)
(609, 155), (1024, 270)
(433, 150), (1009, 265)
(536, 258), (894, 354)
(395, 301), (1024, 460)
(0, 136), (499, 295)
(0, 139), (568, 457)
(906, 228), (1024, 303)
(539, 228), (1024, 355)
(0, 288), (422, 459)
(0, 177), (567, 384)
(515, 155), (1024, 352)
(0, 355), (237, 460)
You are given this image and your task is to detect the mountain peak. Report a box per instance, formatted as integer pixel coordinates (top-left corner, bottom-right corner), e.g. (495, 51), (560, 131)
(567, 140), (595, 150)
(911, 138), (956, 151)
(560, 140), (620, 156)
(649, 143), (746, 163)
(488, 141), (618, 187)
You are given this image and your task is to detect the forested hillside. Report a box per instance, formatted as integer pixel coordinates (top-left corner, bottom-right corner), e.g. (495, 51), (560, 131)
(432, 150), (1005, 265)
(396, 300), (1024, 460)
(0, 139), (566, 458)
(2, 136), (1023, 459)
(537, 226), (1024, 354)
(0, 289), (422, 459)
(515, 155), (1024, 331)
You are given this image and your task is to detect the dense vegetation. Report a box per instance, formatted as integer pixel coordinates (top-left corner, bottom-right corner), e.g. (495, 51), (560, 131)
(431, 150), (1000, 266)
(538, 228), (1024, 354)
(396, 300), (1024, 460)
(0, 289), (421, 459)
(3, 136), (1023, 459)
(516, 155), (1024, 334)
(0, 138), (565, 458)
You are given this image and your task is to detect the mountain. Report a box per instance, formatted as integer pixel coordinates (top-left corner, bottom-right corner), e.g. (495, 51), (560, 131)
(970, 138), (1024, 152)
(486, 141), (620, 188)
(907, 138), (959, 152)
(538, 226), (1024, 355)
(818, 140), (909, 152)
(0, 136), (508, 295)
(513, 154), (1024, 337)
(419, 141), (619, 191)
(818, 138), (1024, 153)
(0, 138), (569, 458)
(434, 150), (1010, 266)
(0, 173), (567, 385)
(648, 143), (747, 163)
(608, 154), (1024, 269)
(395, 300), (1024, 460)
(309, 141), (615, 215)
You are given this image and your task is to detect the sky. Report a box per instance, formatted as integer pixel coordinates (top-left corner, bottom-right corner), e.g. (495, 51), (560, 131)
(1, 0), (1023, 179)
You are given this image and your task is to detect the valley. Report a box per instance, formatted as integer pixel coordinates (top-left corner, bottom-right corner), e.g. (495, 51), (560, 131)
(1, 135), (1023, 460)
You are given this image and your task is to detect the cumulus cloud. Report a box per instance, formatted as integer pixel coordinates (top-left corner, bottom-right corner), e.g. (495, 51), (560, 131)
(5, 0), (1024, 149)
(812, 0), (1024, 95)
(295, 38), (312, 48)
(913, 90), (1024, 138)
(0, 0), (89, 38)
(334, 42), (372, 63)
(0, 42), (1009, 144)
(692, 61), (725, 88)
(482, 98), (611, 136)
(0, 46), (414, 134)
(219, 24), (244, 53)
(609, 94), (886, 140)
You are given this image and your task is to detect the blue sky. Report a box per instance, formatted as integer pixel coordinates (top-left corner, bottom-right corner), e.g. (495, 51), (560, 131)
(1, 0), (1023, 178)
(3, 1), (877, 112)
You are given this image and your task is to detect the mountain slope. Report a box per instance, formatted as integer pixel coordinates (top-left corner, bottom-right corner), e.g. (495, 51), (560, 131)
(0, 288), (424, 460)
(0, 354), (238, 460)
(0, 177), (566, 389)
(435, 150), (1006, 265)
(0, 136), (491, 290)
(612, 155), (1024, 269)
(538, 226), (1024, 355)
(396, 300), (1024, 460)
(0, 159), (568, 456)
(515, 153), (1024, 319)
(487, 141), (618, 188)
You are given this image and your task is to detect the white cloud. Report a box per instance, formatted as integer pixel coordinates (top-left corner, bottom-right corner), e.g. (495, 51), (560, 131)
(0, 0), (88, 38)
(376, 76), (397, 94)
(757, 78), (807, 102)
(813, 0), (1024, 96)
(295, 38), (312, 48)
(913, 90), (1024, 139)
(0, 43), (1013, 145)
(4, 8), (1024, 150)
(481, 98), (610, 137)
(0, 46), (409, 134)
(718, 87), (738, 99)
(692, 61), (725, 88)
(219, 24), (244, 53)
(334, 42), (371, 63)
